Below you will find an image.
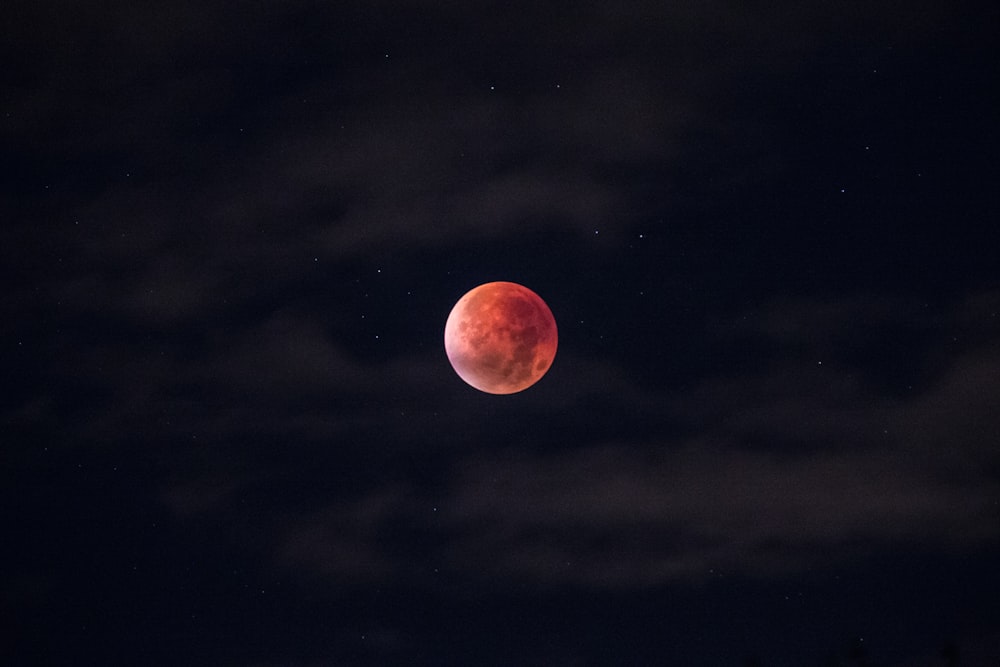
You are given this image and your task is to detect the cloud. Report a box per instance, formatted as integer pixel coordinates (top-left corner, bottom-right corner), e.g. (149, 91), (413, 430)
(280, 487), (406, 583)
(266, 427), (996, 590)
(443, 442), (996, 588)
(230, 292), (1000, 591)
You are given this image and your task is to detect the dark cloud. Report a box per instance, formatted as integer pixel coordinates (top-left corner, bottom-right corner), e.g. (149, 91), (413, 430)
(140, 292), (1000, 594)
(6, 1), (999, 664)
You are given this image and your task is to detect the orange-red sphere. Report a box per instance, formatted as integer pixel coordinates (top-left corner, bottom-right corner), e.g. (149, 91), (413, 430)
(444, 281), (558, 394)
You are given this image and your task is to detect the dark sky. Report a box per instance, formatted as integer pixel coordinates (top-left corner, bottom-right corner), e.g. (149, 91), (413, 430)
(4, 1), (1000, 665)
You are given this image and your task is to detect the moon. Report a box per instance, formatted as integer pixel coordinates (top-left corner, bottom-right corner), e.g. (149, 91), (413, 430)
(444, 281), (558, 394)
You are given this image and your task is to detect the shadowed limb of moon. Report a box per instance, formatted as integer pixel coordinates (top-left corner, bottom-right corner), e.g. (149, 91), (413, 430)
(444, 281), (558, 394)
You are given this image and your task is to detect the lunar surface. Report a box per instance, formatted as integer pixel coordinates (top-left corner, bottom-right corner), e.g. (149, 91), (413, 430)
(444, 281), (558, 394)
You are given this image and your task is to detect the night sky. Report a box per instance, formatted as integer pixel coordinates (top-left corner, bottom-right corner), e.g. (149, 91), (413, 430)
(4, 1), (1000, 665)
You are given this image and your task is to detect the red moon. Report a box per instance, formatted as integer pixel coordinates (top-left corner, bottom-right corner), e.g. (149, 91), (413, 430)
(444, 281), (558, 394)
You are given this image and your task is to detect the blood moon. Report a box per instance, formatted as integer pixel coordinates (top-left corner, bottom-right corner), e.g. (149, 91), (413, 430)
(444, 281), (558, 394)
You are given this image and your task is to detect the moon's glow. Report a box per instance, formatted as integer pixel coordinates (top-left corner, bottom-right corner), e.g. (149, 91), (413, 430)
(444, 281), (558, 394)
